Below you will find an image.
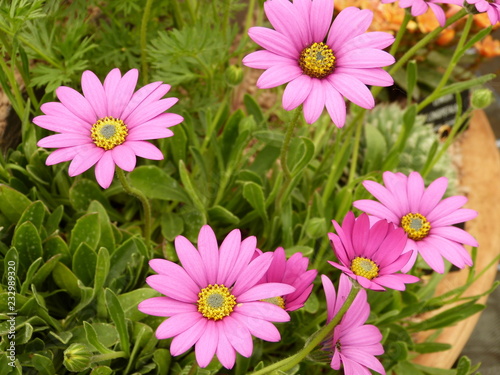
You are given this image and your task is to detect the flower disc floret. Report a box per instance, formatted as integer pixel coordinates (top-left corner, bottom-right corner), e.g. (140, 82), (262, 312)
(299, 42), (336, 79)
(197, 284), (236, 320)
(261, 296), (286, 309)
(91, 117), (128, 150)
(401, 213), (431, 241)
(351, 257), (379, 280)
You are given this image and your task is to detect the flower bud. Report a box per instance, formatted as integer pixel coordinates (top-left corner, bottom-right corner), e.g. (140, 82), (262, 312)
(224, 65), (243, 86)
(471, 88), (493, 109)
(63, 343), (92, 372)
(239, 115), (257, 133)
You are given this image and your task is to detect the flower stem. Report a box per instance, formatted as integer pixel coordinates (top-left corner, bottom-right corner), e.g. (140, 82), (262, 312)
(116, 168), (152, 250)
(250, 285), (361, 375)
(140, 0), (154, 85)
(92, 351), (127, 362)
(347, 106), (366, 185)
(280, 107), (302, 180)
(389, 11), (411, 57)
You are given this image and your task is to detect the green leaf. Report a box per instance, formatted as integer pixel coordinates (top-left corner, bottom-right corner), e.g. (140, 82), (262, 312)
(407, 60), (418, 101)
(363, 125), (387, 173)
(20, 257), (43, 295)
(94, 247), (110, 297)
(45, 205), (64, 235)
(118, 288), (160, 321)
(72, 242), (98, 287)
(236, 170), (263, 186)
(392, 361), (425, 375)
(17, 200), (46, 232)
(284, 246), (313, 257)
(0, 186), (31, 224)
(13, 221), (43, 275)
(107, 237), (142, 285)
(170, 124), (188, 167)
(409, 302), (485, 332)
(43, 236), (71, 266)
(207, 205), (240, 226)
(83, 321), (114, 354)
(179, 160), (206, 213)
(413, 342), (452, 354)
(129, 165), (189, 202)
(153, 349), (171, 375)
(105, 288), (130, 356)
(242, 182), (267, 221)
(52, 262), (81, 299)
(456, 356), (472, 375)
(90, 367), (113, 375)
(439, 74), (495, 99)
(459, 26), (492, 56)
(243, 93), (264, 125)
(69, 179), (113, 212)
(88, 201), (115, 253)
(304, 217), (326, 239)
(2, 248), (19, 287)
(253, 130), (283, 148)
(161, 211), (184, 241)
(289, 137), (315, 176)
(32, 354), (56, 375)
(221, 109), (244, 165)
(69, 213), (101, 255)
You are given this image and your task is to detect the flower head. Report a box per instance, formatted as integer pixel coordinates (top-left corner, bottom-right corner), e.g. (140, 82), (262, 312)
(258, 247), (317, 311)
(465, 0), (500, 25)
(321, 274), (385, 375)
(138, 225), (295, 369)
(243, 0), (395, 127)
(34, 68), (183, 188)
(353, 171), (478, 273)
(328, 212), (419, 290)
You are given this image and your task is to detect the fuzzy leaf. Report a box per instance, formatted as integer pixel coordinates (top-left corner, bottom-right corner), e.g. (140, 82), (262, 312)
(161, 211), (184, 242)
(129, 165), (189, 202)
(13, 221), (43, 276)
(72, 242), (97, 287)
(0, 184), (31, 223)
(105, 288), (130, 356)
(69, 213), (100, 255)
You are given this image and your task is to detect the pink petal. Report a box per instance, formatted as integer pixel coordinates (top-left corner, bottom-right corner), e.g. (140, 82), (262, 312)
(353, 200), (400, 223)
(175, 235), (208, 288)
(33, 115), (90, 135)
(243, 50), (297, 70)
(146, 274), (199, 303)
(224, 235), (257, 287)
(232, 313), (281, 342)
(431, 226), (478, 247)
(237, 282), (295, 303)
(411, 0), (428, 16)
(427, 195), (468, 222)
(327, 8), (373, 52)
(216, 229), (242, 285)
(321, 275), (336, 322)
(125, 98), (179, 128)
(40, 102), (92, 129)
(248, 27), (300, 59)
(334, 67), (394, 87)
(424, 235), (472, 267)
(264, 0), (308, 51)
(428, 2), (446, 27)
(111, 69), (139, 118)
(361, 180), (401, 217)
(216, 327), (236, 369)
(419, 176), (448, 215)
(233, 301), (290, 322)
(111, 144), (137, 172)
(341, 348), (386, 375)
(407, 172), (425, 213)
(81, 70), (108, 119)
(431, 208), (478, 227)
(352, 213), (370, 256)
(383, 172), (410, 216)
(45, 146), (80, 165)
(232, 253), (274, 296)
(125, 140), (164, 160)
(324, 82), (347, 128)
(68, 146), (104, 176)
(155, 312), (202, 338)
(221, 316), (253, 357)
(138, 296), (197, 316)
(266, 247), (287, 283)
(198, 225), (219, 284)
(121, 82), (165, 120)
(310, 0), (334, 42)
(341, 356), (373, 375)
(337, 48), (395, 69)
(195, 320), (218, 367)
(103, 68), (122, 118)
(37, 133), (92, 148)
(127, 126), (174, 141)
(169, 318), (207, 356)
(417, 241), (445, 273)
(302, 78), (326, 124)
(94, 151), (115, 188)
(56, 86), (97, 124)
(327, 73), (374, 109)
(256, 64), (303, 89)
(282, 75), (313, 110)
(336, 32), (395, 56)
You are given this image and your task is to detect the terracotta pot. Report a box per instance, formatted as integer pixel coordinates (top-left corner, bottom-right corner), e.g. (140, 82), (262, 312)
(413, 109), (500, 368)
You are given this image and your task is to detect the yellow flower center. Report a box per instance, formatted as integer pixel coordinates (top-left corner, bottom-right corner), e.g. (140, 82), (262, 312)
(91, 116), (128, 150)
(298, 42), (336, 79)
(351, 257), (379, 280)
(197, 284), (237, 321)
(401, 213), (431, 241)
(261, 296), (286, 310)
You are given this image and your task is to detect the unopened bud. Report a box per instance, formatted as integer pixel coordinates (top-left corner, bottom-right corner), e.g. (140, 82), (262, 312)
(471, 88), (493, 109)
(225, 65), (243, 86)
(63, 343), (92, 372)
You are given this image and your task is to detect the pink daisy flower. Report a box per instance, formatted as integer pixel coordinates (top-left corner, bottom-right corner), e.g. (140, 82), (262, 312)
(242, 0), (395, 127)
(257, 247), (317, 311)
(381, 0), (452, 26)
(34, 68), (183, 188)
(465, 0), (500, 25)
(353, 171), (478, 273)
(321, 274), (385, 375)
(328, 212), (420, 291)
(137, 225), (295, 369)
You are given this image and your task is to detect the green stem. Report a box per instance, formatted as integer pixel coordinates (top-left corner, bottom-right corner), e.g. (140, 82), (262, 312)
(92, 351), (127, 362)
(372, 8), (468, 99)
(250, 286), (361, 375)
(389, 11), (411, 57)
(116, 168), (152, 249)
(417, 14), (474, 112)
(280, 107), (302, 180)
(347, 107), (366, 184)
(140, 0), (154, 85)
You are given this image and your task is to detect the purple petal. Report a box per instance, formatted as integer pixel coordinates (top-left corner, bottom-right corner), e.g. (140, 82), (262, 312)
(169, 318), (207, 356)
(94, 151), (115, 188)
(111, 144), (137, 172)
(248, 27), (300, 59)
(231, 313), (281, 342)
(146, 274), (199, 303)
(195, 320), (218, 367)
(310, 0), (334, 42)
(327, 73), (374, 109)
(243, 50), (297, 70)
(237, 282), (295, 303)
(232, 253), (274, 296)
(221, 316), (253, 357)
(256, 64), (303, 89)
(224, 235), (257, 287)
(419, 176), (448, 215)
(56, 86), (97, 124)
(155, 312), (202, 338)
(266, 247), (287, 283)
(81, 70), (108, 119)
(324, 82), (347, 128)
(125, 98), (179, 128)
(138, 296), (197, 316)
(175, 235), (208, 288)
(198, 225), (219, 284)
(216, 229), (242, 285)
(352, 213), (370, 256)
(234, 301), (290, 322)
(125, 140), (164, 160)
(333, 67), (394, 87)
(327, 8), (373, 52)
(282, 75), (313, 110)
(68, 146), (104, 176)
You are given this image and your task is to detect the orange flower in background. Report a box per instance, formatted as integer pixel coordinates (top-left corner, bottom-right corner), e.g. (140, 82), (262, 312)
(416, 7), (455, 46)
(475, 35), (500, 58)
(474, 13), (500, 30)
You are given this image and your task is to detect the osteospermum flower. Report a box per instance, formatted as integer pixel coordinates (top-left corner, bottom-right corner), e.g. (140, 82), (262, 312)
(382, 0), (452, 26)
(138, 225), (295, 369)
(242, 0), (395, 127)
(353, 171), (478, 273)
(34, 68), (183, 188)
(321, 274), (385, 375)
(328, 212), (419, 291)
(258, 247), (317, 311)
